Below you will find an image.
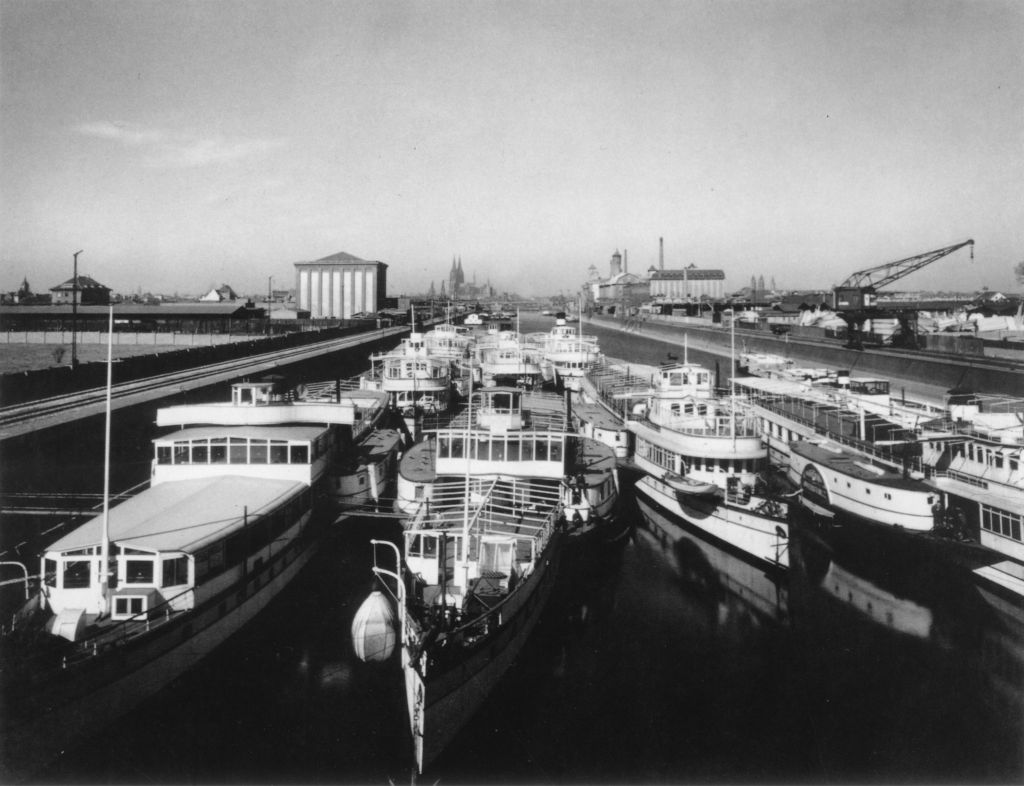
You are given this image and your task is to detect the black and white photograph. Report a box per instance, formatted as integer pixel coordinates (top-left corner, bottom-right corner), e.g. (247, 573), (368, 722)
(1, 1), (1023, 783)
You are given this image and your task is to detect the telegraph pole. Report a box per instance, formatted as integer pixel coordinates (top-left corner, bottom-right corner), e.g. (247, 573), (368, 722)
(267, 275), (273, 335)
(71, 249), (83, 368)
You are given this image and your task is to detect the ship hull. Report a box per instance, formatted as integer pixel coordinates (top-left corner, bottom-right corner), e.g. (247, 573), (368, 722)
(1, 530), (320, 782)
(634, 476), (789, 570)
(414, 532), (562, 772)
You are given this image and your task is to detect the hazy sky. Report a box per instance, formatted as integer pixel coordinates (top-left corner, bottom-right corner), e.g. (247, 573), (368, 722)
(2, 0), (1022, 298)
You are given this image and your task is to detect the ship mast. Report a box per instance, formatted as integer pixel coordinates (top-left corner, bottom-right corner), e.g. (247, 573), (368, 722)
(99, 306), (114, 611)
(730, 312), (737, 449)
(462, 353), (473, 589)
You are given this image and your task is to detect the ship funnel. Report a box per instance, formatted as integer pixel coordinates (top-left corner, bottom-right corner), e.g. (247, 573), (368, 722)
(351, 590), (397, 662)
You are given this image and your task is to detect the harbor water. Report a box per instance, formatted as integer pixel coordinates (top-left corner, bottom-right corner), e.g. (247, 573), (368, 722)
(27, 490), (1024, 784)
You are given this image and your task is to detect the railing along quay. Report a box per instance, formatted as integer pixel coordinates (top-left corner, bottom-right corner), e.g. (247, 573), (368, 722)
(0, 325), (408, 442)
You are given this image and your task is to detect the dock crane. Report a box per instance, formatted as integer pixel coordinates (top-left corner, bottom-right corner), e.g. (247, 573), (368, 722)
(832, 239), (974, 348)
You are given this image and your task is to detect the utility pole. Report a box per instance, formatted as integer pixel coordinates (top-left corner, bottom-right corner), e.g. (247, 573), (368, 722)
(71, 250), (83, 368)
(266, 275), (274, 335)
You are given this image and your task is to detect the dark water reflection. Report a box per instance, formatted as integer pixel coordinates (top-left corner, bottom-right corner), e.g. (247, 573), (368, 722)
(28, 494), (1024, 784)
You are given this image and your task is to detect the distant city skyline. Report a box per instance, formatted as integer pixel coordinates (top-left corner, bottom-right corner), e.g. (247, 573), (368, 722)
(2, 1), (1022, 298)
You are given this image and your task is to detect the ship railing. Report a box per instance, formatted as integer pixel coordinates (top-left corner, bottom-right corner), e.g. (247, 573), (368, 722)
(743, 394), (918, 447)
(413, 477), (562, 543)
(436, 406), (570, 435)
(929, 469), (990, 490)
(628, 412), (760, 439)
(431, 495), (564, 646)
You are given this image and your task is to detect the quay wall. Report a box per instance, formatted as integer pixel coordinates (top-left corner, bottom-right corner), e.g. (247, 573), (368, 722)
(595, 314), (1024, 397)
(2, 330), (255, 347)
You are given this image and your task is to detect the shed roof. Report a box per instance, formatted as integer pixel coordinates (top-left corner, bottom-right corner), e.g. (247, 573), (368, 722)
(51, 276), (110, 292)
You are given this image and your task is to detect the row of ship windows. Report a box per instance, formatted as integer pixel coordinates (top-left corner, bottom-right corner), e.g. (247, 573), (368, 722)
(982, 504), (1023, 542)
(156, 437), (325, 466)
(45, 555), (189, 590)
(385, 364), (447, 379)
(194, 491), (310, 582)
(945, 442), (1021, 472)
(635, 438), (761, 474)
(435, 434), (565, 462)
(662, 372), (710, 387)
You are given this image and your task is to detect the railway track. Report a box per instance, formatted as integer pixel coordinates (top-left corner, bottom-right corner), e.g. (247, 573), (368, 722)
(0, 325), (407, 441)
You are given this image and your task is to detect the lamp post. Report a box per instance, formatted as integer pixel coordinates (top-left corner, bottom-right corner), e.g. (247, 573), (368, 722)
(266, 275), (273, 335)
(71, 249), (83, 368)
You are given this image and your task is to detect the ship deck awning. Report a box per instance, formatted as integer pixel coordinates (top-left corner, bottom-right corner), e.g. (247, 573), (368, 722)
(792, 442), (930, 489)
(573, 402), (626, 431)
(930, 475), (1023, 511)
(45, 475), (305, 555)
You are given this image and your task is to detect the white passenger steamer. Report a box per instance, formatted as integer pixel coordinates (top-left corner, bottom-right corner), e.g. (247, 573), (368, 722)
(787, 438), (939, 531)
(424, 322), (475, 398)
(360, 330), (453, 429)
(525, 318), (601, 391)
(0, 378), (390, 781)
(627, 361), (790, 571)
(352, 386), (619, 773)
(474, 322), (543, 389)
(919, 396), (1024, 609)
(737, 368), (1024, 572)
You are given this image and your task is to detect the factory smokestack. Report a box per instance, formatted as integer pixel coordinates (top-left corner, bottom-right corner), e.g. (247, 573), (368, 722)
(623, 249), (628, 274)
(659, 237), (664, 270)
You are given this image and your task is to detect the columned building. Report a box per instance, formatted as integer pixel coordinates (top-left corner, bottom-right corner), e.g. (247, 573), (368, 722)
(294, 251), (388, 319)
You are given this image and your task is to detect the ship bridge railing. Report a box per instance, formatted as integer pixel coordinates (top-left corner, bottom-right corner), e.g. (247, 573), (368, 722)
(414, 476), (564, 550)
(738, 391), (919, 446)
(628, 411), (761, 439)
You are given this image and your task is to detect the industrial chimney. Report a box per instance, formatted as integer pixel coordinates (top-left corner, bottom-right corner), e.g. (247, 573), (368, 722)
(659, 237), (664, 270)
(623, 249), (628, 274)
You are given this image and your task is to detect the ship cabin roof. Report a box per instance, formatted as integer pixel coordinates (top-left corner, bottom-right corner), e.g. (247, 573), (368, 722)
(45, 475), (304, 556)
(358, 428), (403, 459)
(156, 424), (327, 444)
(792, 440), (933, 490)
(573, 401), (626, 433)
